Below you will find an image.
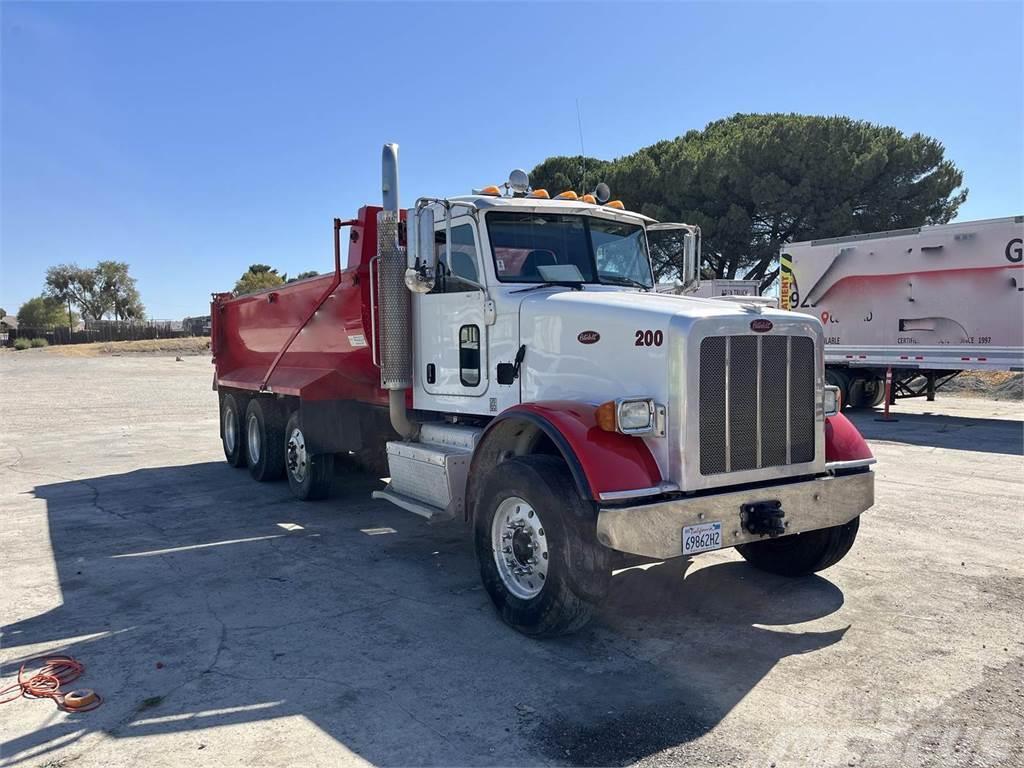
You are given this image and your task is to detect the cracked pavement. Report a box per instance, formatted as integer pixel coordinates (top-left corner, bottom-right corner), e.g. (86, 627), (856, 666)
(1, 353), (1022, 768)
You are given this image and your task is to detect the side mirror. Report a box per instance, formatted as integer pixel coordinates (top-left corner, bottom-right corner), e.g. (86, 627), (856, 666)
(682, 226), (701, 292)
(404, 205), (436, 293)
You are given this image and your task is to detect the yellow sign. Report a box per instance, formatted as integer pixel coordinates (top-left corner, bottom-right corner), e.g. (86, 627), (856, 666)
(779, 253), (797, 310)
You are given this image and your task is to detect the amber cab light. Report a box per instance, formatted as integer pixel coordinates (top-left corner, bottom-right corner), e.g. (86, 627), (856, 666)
(605, 200), (625, 209)
(528, 189), (550, 199)
(595, 401), (618, 432)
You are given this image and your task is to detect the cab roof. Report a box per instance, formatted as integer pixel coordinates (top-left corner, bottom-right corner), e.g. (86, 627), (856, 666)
(444, 194), (658, 225)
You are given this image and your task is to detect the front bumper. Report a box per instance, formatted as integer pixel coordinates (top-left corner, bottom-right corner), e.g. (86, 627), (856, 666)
(596, 470), (874, 559)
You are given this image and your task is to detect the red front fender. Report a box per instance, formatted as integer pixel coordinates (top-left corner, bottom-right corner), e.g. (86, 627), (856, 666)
(477, 401), (663, 501)
(825, 413), (874, 462)
(470, 405), (869, 512)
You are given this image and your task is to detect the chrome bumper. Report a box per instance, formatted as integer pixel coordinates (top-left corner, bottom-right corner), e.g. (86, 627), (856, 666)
(596, 471), (874, 559)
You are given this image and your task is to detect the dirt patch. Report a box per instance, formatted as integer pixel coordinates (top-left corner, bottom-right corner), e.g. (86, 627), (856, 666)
(942, 371), (1024, 401)
(6, 337), (211, 357)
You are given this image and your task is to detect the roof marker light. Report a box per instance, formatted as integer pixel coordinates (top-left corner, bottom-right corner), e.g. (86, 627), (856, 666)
(605, 200), (625, 209)
(555, 190), (578, 200)
(581, 194), (596, 204)
(479, 185), (501, 196)
(528, 189), (550, 199)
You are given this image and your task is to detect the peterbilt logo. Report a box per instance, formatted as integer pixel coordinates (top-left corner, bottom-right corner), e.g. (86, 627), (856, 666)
(577, 330), (601, 344)
(750, 319), (773, 333)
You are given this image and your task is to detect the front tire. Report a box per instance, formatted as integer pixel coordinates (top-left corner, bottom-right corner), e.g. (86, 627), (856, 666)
(474, 456), (610, 637)
(245, 398), (286, 482)
(736, 516), (860, 576)
(221, 393), (247, 468)
(284, 411), (334, 501)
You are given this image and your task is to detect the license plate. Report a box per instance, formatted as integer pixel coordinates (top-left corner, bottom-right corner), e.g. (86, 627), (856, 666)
(682, 521), (722, 555)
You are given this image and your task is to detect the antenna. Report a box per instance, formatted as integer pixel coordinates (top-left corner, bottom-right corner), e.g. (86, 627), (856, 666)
(576, 98), (586, 193)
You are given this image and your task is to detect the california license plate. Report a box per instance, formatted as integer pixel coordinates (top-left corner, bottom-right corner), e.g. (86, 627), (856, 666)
(682, 521), (722, 555)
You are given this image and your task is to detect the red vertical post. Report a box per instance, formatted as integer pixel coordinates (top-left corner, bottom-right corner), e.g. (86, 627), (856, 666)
(875, 366), (899, 422)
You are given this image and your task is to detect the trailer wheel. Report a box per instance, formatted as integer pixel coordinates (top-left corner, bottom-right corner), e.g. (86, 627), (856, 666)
(474, 455), (610, 637)
(220, 393), (247, 468)
(284, 411), (334, 501)
(865, 377), (886, 408)
(245, 398), (286, 482)
(736, 516), (860, 576)
(825, 368), (851, 409)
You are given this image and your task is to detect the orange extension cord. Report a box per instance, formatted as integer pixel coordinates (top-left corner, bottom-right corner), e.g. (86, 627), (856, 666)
(0, 655), (102, 712)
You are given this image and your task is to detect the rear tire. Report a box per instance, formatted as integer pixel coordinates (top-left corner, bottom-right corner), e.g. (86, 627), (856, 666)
(285, 411), (334, 501)
(474, 455), (610, 637)
(736, 516), (860, 576)
(866, 377), (886, 408)
(245, 398), (286, 482)
(220, 392), (247, 468)
(826, 368), (851, 410)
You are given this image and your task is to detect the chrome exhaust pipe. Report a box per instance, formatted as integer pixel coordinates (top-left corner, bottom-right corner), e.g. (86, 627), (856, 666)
(377, 143), (418, 440)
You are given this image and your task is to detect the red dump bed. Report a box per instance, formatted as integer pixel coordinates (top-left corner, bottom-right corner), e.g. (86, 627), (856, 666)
(211, 205), (388, 406)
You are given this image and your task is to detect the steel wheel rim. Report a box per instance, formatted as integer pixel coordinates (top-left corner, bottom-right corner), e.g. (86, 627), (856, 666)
(225, 406), (238, 453)
(286, 427), (308, 483)
(491, 496), (549, 600)
(247, 414), (261, 464)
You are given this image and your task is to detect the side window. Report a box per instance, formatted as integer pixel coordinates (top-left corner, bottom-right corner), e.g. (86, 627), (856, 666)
(433, 224), (481, 293)
(459, 325), (481, 386)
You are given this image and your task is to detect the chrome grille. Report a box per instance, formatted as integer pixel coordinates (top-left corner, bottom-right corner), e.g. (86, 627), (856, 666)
(699, 334), (815, 475)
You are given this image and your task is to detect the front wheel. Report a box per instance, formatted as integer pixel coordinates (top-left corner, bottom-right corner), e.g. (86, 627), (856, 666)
(736, 516), (860, 576)
(284, 411), (334, 501)
(474, 456), (610, 637)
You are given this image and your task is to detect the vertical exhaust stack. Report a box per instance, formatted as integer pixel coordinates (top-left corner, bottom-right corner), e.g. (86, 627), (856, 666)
(377, 143), (418, 439)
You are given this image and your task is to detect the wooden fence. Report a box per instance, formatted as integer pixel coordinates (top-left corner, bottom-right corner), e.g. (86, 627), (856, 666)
(3, 318), (209, 347)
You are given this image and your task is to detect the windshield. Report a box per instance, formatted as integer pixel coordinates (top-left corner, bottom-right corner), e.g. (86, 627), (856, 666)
(486, 212), (654, 288)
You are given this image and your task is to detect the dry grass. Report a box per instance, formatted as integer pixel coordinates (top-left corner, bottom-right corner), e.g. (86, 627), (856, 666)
(7, 337), (212, 357)
(943, 370), (1023, 400)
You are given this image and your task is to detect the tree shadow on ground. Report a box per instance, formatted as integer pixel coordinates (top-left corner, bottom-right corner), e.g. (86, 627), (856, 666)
(3, 461), (848, 767)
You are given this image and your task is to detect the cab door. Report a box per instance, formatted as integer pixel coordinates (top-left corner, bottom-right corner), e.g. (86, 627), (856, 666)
(415, 216), (488, 398)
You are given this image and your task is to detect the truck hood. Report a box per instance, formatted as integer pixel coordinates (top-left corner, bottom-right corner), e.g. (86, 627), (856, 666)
(517, 286), (819, 404)
(517, 287), (796, 327)
(516, 286), (825, 493)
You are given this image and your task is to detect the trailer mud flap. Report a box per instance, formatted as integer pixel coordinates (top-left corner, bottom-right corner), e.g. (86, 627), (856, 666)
(298, 400), (388, 454)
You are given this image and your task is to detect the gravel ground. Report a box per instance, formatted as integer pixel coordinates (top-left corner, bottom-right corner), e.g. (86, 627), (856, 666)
(1, 355), (1022, 768)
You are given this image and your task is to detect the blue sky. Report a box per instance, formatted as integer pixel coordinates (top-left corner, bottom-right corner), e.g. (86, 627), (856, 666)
(2, 1), (1022, 319)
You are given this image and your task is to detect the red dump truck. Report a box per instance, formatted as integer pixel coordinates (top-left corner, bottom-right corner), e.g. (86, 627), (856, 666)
(211, 145), (875, 636)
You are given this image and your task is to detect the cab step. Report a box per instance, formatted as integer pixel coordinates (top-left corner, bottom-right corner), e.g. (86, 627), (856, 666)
(372, 485), (453, 522)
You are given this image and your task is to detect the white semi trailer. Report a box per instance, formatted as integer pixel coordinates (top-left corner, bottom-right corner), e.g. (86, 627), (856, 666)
(780, 216), (1024, 407)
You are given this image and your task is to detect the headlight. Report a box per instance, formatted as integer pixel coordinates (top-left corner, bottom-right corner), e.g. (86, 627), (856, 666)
(618, 399), (655, 433)
(596, 397), (661, 436)
(824, 385), (841, 417)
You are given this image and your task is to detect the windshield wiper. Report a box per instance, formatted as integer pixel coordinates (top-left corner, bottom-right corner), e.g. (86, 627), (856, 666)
(599, 274), (651, 290)
(510, 281), (585, 294)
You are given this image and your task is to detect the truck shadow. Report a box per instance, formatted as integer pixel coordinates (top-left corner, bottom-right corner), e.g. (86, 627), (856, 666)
(846, 408), (1023, 455)
(5, 462), (847, 767)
